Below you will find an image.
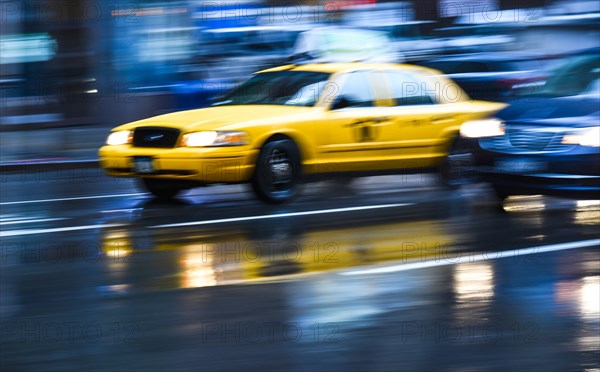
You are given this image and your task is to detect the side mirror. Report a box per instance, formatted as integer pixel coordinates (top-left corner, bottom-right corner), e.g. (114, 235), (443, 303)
(331, 95), (352, 110)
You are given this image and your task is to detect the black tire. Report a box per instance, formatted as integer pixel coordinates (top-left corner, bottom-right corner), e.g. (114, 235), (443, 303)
(490, 186), (511, 212)
(252, 139), (301, 203)
(439, 136), (476, 188)
(493, 186), (511, 201)
(139, 178), (184, 200)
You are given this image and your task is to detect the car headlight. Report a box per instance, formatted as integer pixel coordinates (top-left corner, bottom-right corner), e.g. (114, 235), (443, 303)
(562, 127), (600, 147)
(106, 130), (133, 146)
(460, 118), (505, 138)
(180, 131), (249, 147)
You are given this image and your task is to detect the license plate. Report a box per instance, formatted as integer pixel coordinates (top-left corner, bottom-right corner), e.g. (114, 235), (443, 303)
(495, 158), (546, 174)
(133, 157), (154, 173)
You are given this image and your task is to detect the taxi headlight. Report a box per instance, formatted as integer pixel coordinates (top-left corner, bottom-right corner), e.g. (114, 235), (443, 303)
(562, 127), (600, 147)
(106, 130), (133, 145)
(460, 118), (505, 138)
(180, 131), (249, 147)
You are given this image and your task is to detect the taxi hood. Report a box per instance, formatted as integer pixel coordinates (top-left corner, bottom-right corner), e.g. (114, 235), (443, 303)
(114, 105), (315, 132)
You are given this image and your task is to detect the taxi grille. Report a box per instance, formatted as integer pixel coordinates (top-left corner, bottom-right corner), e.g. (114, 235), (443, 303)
(132, 127), (180, 148)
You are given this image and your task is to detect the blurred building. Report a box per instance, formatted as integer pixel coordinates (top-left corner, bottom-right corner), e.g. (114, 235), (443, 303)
(1, 0), (599, 128)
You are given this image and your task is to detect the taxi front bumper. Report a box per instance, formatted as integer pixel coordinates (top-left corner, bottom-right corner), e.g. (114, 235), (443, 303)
(98, 145), (259, 184)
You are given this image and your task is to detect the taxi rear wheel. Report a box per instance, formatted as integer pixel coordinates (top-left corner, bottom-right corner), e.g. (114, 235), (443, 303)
(439, 136), (475, 188)
(140, 178), (184, 200)
(252, 139), (301, 203)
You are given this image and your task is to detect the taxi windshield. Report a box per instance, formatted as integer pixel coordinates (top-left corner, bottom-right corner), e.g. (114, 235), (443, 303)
(212, 71), (331, 107)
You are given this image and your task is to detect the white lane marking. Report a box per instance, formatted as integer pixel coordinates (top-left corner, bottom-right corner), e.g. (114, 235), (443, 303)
(0, 218), (67, 226)
(363, 187), (437, 195)
(0, 204), (412, 237)
(0, 224), (124, 238)
(341, 239), (600, 276)
(101, 208), (143, 213)
(152, 203), (413, 228)
(0, 193), (146, 206)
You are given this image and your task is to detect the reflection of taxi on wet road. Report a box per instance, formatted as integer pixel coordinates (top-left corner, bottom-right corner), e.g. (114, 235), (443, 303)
(99, 63), (505, 203)
(100, 219), (458, 288)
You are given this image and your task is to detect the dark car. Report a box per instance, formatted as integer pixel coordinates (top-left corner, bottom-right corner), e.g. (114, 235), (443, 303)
(461, 51), (600, 200)
(418, 52), (553, 101)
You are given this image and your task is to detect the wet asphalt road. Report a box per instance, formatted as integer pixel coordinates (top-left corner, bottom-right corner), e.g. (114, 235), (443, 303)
(1, 170), (599, 371)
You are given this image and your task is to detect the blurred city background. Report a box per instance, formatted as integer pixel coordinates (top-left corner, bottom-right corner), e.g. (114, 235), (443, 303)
(1, 0), (599, 163)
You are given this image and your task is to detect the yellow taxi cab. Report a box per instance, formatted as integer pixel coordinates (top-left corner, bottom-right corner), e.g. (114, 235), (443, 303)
(99, 63), (505, 203)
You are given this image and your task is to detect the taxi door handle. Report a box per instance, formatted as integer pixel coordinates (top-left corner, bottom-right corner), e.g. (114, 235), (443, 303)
(432, 116), (456, 124)
(345, 119), (371, 127)
(345, 117), (391, 128)
(409, 119), (426, 125)
(371, 116), (391, 124)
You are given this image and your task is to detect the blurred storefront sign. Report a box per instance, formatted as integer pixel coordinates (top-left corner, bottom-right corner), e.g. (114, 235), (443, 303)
(439, 0), (498, 18)
(0, 34), (56, 65)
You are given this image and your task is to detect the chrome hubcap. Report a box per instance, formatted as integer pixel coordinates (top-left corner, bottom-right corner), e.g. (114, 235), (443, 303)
(269, 149), (292, 185)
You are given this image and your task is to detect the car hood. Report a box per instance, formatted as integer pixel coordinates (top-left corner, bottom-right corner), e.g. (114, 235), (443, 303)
(497, 95), (600, 128)
(114, 105), (316, 132)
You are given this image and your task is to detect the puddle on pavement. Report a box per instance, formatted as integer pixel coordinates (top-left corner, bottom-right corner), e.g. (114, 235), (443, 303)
(100, 219), (464, 290)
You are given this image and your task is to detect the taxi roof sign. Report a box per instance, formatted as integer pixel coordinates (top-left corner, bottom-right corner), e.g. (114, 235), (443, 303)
(291, 27), (403, 64)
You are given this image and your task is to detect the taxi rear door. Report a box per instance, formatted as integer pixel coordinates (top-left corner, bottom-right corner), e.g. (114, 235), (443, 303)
(374, 70), (463, 169)
(317, 70), (414, 173)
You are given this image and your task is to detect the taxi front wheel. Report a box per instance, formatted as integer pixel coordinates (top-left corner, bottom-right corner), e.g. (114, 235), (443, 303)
(140, 178), (184, 200)
(252, 139), (301, 203)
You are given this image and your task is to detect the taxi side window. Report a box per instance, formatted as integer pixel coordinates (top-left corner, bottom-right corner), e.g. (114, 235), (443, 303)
(387, 71), (435, 106)
(333, 71), (374, 109)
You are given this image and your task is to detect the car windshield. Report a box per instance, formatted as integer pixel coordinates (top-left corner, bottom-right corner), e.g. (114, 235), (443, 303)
(212, 71), (331, 106)
(535, 54), (600, 97)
